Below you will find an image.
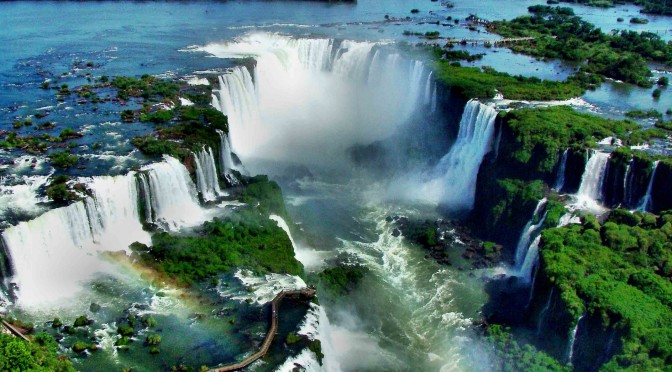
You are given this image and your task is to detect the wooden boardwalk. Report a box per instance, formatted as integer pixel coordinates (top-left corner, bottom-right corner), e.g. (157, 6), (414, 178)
(1, 317), (32, 342)
(209, 287), (317, 372)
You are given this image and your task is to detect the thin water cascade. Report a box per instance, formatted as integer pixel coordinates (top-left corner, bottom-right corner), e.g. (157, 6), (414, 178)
(142, 155), (207, 231)
(514, 198), (548, 270)
(492, 123), (503, 161)
(623, 159), (633, 207)
(568, 314), (586, 365)
(138, 173), (153, 224)
(575, 150), (610, 210)
(1, 172), (150, 307)
(554, 149), (568, 191)
(216, 129), (240, 185)
(194, 146), (223, 202)
(419, 100), (497, 209)
(537, 287), (554, 335)
(637, 161), (659, 212)
(518, 235), (542, 282)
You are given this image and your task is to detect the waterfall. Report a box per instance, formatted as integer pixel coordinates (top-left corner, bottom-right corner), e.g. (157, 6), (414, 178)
(492, 123), (503, 160)
(514, 198), (547, 269)
(142, 155), (207, 231)
(214, 66), (259, 135)
(637, 161), (659, 212)
(568, 314), (585, 365)
(623, 159), (633, 207)
(424, 71), (433, 106)
(537, 287), (554, 335)
(199, 33), (431, 165)
(576, 151), (610, 209)
(519, 235), (541, 282)
(216, 129), (241, 186)
(431, 84), (437, 113)
(554, 149), (568, 191)
(138, 173), (153, 224)
(1, 172), (150, 307)
(423, 100), (497, 209)
(193, 146), (223, 202)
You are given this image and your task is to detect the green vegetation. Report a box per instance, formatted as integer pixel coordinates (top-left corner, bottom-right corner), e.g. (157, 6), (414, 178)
(540, 210), (672, 369)
(434, 62), (585, 99)
(239, 175), (288, 217)
(558, 0), (672, 15)
(73, 315), (90, 328)
(500, 106), (636, 172)
(625, 109), (662, 119)
(46, 175), (81, 203)
(136, 206), (302, 286)
(317, 265), (369, 296)
(0, 333), (73, 371)
(487, 179), (545, 231)
(110, 75), (179, 101)
(485, 325), (570, 371)
(48, 151), (79, 169)
(630, 16), (649, 24)
(132, 106), (228, 161)
(489, 5), (672, 87)
(140, 109), (173, 124)
(145, 334), (161, 346)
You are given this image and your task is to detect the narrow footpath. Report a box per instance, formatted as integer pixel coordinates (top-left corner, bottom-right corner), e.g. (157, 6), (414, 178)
(209, 287), (317, 372)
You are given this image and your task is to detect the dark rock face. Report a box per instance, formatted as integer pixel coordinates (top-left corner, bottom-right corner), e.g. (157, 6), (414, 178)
(651, 161), (672, 213)
(388, 216), (500, 268)
(561, 148), (587, 194)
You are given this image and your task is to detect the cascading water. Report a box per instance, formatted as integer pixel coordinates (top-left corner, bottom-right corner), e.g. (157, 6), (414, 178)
(637, 160), (659, 212)
(1, 172), (150, 308)
(138, 173), (153, 224)
(415, 100), (497, 209)
(514, 198), (548, 270)
(537, 287), (554, 335)
(142, 155), (208, 231)
(568, 313), (585, 365)
(554, 149), (568, 191)
(623, 159), (633, 207)
(575, 150), (610, 210)
(216, 129), (240, 185)
(193, 146), (223, 202)
(518, 235), (542, 282)
(198, 33), (433, 166)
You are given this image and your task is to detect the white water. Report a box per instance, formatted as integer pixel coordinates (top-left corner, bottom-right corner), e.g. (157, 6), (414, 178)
(199, 33), (432, 167)
(1, 172), (150, 308)
(518, 236), (541, 282)
(270, 215), (327, 271)
(229, 269), (306, 305)
(554, 149), (568, 191)
(138, 173), (153, 224)
(567, 314), (585, 364)
(514, 198), (547, 270)
(574, 151), (610, 211)
(216, 129), (240, 185)
(336, 206), (489, 371)
(193, 146), (224, 202)
(0, 174), (51, 228)
(402, 100), (497, 208)
(537, 287), (554, 335)
(623, 159), (633, 207)
(142, 155), (208, 231)
(637, 160), (659, 212)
